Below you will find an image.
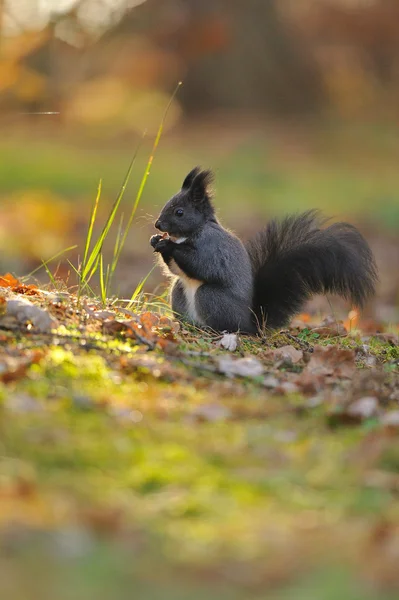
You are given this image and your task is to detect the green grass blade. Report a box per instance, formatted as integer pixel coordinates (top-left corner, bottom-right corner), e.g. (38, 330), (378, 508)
(127, 266), (156, 309)
(112, 82), (182, 271)
(81, 141), (141, 282)
(99, 253), (107, 306)
(25, 245), (78, 279)
(42, 261), (57, 287)
(67, 259), (97, 298)
(109, 212), (125, 283)
(83, 179), (102, 269)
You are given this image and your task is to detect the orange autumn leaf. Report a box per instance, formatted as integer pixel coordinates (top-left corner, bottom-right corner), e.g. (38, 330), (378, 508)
(12, 284), (39, 296)
(0, 273), (20, 288)
(140, 311), (159, 331)
(158, 316), (180, 332)
(0, 274), (39, 296)
(344, 309), (359, 332)
(297, 313), (311, 323)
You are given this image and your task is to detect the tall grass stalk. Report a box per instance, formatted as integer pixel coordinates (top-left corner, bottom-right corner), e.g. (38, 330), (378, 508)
(77, 148), (139, 301)
(107, 82), (182, 291)
(76, 81), (181, 305)
(126, 266), (156, 310)
(24, 245), (78, 281)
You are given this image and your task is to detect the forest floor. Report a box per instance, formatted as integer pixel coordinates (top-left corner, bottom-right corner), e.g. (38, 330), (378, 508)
(0, 275), (398, 600)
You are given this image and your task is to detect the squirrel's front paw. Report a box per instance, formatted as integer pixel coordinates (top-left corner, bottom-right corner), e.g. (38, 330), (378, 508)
(150, 234), (172, 253)
(150, 234), (163, 249)
(153, 238), (171, 253)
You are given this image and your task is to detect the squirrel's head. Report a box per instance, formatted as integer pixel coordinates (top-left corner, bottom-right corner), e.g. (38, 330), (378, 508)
(154, 167), (215, 239)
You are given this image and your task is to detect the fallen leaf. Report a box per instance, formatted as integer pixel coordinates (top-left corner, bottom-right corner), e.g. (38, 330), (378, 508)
(295, 372), (326, 395)
(140, 311), (159, 330)
(372, 333), (398, 345)
(0, 273), (20, 288)
(11, 284), (40, 296)
(272, 345), (303, 364)
(310, 324), (347, 337)
(4, 296), (58, 333)
(158, 316), (180, 334)
(216, 333), (238, 352)
(305, 345), (356, 378)
(154, 317), (180, 343)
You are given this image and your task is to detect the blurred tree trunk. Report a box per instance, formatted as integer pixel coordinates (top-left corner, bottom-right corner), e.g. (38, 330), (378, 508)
(177, 0), (326, 116)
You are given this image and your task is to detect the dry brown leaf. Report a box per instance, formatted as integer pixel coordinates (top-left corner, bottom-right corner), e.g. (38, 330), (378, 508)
(4, 297), (58, 333)
(11, 284), (40, 296)
(295, 372), (326, 395)
(140, 311), (159, 330)
(158, 316), (180, 333)
(372, 333), (398, 345)
(216, 333), (238, 352)
(305, 345), (356, 378)
(310, 324), (347, 337)
(266, 345), (303, 364)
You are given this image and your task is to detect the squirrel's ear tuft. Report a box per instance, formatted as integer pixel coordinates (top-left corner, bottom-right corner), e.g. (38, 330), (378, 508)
(191, 169), (214, 202)
(182, 167), (201, 190)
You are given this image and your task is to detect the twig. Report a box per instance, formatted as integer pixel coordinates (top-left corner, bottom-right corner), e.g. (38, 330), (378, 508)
(279, 330), (314, 353)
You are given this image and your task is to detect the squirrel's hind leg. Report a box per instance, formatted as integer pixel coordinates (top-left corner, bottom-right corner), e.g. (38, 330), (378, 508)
(195, 284), (254, 333)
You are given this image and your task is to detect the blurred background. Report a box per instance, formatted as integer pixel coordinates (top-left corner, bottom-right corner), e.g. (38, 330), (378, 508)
(1, 0), (399, 318)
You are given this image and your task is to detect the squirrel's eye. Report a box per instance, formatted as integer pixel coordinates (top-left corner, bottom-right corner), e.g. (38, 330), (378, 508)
(175, 208), (184, 217)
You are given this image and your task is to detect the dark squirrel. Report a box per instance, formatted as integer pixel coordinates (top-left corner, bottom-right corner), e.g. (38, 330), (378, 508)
(150, 167), (377, 333)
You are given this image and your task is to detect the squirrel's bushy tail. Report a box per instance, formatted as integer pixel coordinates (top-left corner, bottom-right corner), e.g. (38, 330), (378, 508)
(246, 210), (377, 330)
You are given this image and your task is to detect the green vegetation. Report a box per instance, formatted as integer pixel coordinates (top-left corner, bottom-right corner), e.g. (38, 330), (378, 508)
(0, 291), (398, 598)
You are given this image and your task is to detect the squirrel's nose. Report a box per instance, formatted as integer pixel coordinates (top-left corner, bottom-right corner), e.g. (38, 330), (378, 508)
(155, 219), (162, 231)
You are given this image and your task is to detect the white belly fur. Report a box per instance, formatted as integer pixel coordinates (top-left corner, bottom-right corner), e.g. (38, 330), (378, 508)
(168, 259), (203, 324)
(181, 276), (203, 324)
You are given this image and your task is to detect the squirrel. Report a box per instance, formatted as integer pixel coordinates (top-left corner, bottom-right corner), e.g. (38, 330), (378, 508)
(150, 167), (377, 333)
